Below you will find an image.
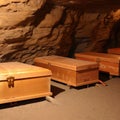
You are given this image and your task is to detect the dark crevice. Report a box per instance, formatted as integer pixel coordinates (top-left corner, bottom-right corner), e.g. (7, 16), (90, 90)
(105, 19), (120, 49)
(32, 3), (54, 27)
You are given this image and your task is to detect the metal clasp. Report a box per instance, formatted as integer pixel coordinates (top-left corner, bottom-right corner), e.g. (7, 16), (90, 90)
(7, 76), (15, 88)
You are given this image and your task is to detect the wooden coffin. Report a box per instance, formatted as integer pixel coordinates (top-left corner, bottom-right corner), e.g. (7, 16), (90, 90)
(75, 52), (120, 76)
(0, 62), (52, 104)
(34, 55), (105, 87)
(108, 48), (120, 55)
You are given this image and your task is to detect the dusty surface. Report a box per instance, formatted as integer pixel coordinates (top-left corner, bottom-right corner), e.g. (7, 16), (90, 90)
(0, 76), (120, 120)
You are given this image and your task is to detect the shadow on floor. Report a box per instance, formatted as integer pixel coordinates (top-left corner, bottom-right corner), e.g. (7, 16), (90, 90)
(51, 85), (65, 97)
(99, 71), (119, 81)
(0, 97), (46, 109)
(71, 84), (96, 90)
(99, 71), (110, 82)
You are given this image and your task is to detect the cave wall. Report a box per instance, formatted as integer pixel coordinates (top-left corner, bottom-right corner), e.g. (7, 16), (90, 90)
(0, 0), (120, 64)
(75, 9), (120, 54)
(0, 0), (81, 63)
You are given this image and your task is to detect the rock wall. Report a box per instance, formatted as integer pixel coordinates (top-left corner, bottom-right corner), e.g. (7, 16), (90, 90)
(74, 9), (120, 54)
(0, 0), (82, 63)
(0, 0), (120, 63)
(0, 0), (47, 63)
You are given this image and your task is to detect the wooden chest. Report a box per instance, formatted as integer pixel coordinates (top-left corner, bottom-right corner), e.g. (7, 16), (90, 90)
(34, 55), (105, 87)
(108, 48), (120, 55)
(0, 62), (52, 104)
(75, 52), (120, 76)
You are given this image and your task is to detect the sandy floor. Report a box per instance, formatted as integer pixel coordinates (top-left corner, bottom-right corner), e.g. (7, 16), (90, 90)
(0, 77), (120, 120)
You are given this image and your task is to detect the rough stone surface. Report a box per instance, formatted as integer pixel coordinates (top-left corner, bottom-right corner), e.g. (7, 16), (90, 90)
(0, 0), (120, 63)
(74, 9), (120, 54)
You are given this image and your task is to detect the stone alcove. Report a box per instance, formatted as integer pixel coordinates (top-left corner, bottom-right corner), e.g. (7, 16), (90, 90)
(0, 0), (120, 64)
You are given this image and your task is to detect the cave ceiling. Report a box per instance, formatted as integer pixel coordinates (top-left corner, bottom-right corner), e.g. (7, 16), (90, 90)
(47, 0), (120, 12)
(48, 0), (120, 5)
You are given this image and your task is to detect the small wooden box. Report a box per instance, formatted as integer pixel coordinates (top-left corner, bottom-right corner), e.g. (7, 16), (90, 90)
(0, 62), (52, 104)
(34, 55), (104, 87)
(75, 52), (120, 76)
(108, 48), (120, 55)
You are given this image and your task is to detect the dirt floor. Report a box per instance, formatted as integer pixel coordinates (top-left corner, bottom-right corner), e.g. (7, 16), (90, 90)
(0, 75), (120, 120)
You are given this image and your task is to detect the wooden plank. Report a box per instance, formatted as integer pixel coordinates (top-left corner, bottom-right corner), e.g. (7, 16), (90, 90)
(0, 62), (52, 104)
(75, 52), (120, 76)
(34, 55), (98, 71)
(108, 48), (120, 55)
(0, 62), (51, 81)
(0, 77), (52, 104)
(34, 55), (105, 87)
(75, 52), (120, 63)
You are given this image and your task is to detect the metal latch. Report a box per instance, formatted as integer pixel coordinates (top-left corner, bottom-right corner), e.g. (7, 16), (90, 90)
(7, 76), (15, 88)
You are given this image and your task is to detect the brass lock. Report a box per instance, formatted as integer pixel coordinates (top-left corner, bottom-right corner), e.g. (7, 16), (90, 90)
(7, 76), (15, 88)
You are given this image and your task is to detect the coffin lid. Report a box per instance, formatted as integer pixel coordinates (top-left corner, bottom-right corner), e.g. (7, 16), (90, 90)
(34, 55), (98, 71)
(0, 62), (51, 81)
(75, 52), (120, 63)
